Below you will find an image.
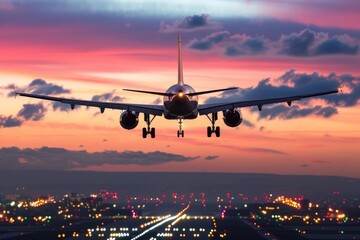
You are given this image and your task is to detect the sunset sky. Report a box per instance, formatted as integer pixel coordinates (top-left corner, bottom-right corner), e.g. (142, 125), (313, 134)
(0, 0), (359, 177)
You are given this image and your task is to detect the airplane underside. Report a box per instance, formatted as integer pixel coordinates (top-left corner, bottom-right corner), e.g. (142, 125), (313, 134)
(163, 100), (198, 120)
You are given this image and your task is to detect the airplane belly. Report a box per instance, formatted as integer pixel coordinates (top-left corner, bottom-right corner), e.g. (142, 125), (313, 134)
(164, 99), (198, 119)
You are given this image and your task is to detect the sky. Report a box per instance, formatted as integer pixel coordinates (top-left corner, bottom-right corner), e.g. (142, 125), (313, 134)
(0, 0), (359, 177)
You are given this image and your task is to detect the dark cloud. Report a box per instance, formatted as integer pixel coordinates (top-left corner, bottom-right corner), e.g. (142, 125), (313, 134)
(0, 115), (23, 128)
(188, 31), (231, 50)
(160, 14), (220, 32)
(189, 28), (358, 57)
(17, 103), (47, 121)
(280, 29), (359, 56)
(205, 155), (219, 161)
(257, 105), (337, 120)
(188, 31), (268, 56)
(7, 79), (70, 97)
(315, 38), (359, 55)
(242, 119), (255, 128)
(91, 90), (125, 102)
(205, 70), (359, 120)
(246, 148), (286, 155)
(52, 101), (76, 112)
(224, 37), (267, 56)
(26, 79), (70, 95)
(280, 28), (317, 56)
(0, 147), (200, 170)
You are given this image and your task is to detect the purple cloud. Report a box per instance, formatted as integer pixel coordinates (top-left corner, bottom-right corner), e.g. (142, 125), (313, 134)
(17, 103), (47, 121)
(0, 147), (200, 170)
(205, 155), (219, 160)
(0, 115), (23, 128)
(160, 14), (221, 33)
(188, 29), (359, 57)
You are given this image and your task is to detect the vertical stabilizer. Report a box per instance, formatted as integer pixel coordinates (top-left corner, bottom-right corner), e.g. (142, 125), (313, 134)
(177, 33), (184, 85)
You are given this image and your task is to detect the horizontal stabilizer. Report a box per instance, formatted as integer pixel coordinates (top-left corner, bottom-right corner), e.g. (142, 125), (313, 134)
(188, 87), (238, 96)
(123, 87), (239, 97)
(123, 89), (173, 97)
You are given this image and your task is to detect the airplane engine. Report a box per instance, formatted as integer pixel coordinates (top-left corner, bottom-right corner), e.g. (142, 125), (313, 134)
(119, 111), (139, 130)
(223, 109), (242, 127)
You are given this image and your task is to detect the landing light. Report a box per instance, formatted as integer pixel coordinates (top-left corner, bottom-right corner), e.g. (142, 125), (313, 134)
(178, 91), (184, 97)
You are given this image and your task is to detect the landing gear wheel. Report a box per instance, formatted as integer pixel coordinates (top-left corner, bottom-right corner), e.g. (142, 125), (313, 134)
(207, 126), (212, 137)
(177, 130), (184, 138)
(142, 128), (147, 138)
(150, 127), (155, 138)
(206, 113), (220, 138)
(142, 114), (156, 138)
(215, 126), (220, 137)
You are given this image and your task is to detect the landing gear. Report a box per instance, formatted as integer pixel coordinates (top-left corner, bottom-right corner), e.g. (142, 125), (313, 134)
(142, 114), (156, 138)
(206, 113), (220, 137)
(177, 118), (184, 138)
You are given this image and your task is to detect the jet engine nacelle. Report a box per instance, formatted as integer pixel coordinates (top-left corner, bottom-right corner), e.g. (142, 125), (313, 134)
(223, 109), (242, 127)
(119, 111), (139, 130)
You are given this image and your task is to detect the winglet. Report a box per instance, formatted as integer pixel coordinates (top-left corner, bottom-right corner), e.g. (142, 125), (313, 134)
(338, 87), (343, 95)
(12, 87), (18, 98)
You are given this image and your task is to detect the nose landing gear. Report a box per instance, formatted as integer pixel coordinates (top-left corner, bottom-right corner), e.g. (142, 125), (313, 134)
(177, 118), (184, 138)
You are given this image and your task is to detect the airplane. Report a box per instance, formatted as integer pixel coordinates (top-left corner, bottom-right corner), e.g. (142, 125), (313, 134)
(16, 34), (340, 138)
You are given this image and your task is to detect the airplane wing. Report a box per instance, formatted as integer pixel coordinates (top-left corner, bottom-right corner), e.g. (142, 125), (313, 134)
(198, 89), (340, 115)
(16, 92), (164, 116)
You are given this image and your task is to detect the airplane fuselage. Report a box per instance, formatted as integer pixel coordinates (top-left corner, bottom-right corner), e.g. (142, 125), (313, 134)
(163, 84), (198, 119)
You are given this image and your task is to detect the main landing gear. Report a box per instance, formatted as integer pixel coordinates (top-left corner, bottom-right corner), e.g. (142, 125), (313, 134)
(142, 114), (156, 138)
(206, 112), (220, 137)
(177, 118), (184, 138)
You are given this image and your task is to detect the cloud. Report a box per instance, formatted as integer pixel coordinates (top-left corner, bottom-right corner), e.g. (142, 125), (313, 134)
(160, 14), (221, 32)
(280, 29), (359, 56)
(279, 28), (318, 56)
(246, 148), (286, 155)
(0, 115), (23, 128)
(205, 70), (359, 120)
(315, 37), (359, 55)
(242, 119), (256, 128)
(0, 147), (200, 170)
(301, 164), (310, 168)
(7, 79), (70, 97)
(188, 29), (359, 57)
(205, 155), (218, 160)
(188, 31), (231, 50)
(257, 105), (337, 120)
(91, 90), (125, 102)
(189, 31), (268, 56)
(52, 101), (76, 112)
(17, 103), (47, 121)
(224, 35), (268, 56)
(26, 79), (69, 95)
